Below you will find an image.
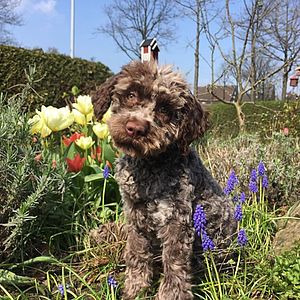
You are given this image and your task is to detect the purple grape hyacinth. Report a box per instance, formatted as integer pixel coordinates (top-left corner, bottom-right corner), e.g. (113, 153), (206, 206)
(262, 175), (268, 188)
(224, 170), (239, 195)
(58, 284), (69, 296)
(240, 192), (246, 204)
(237, 229), (248, 247)
(249, 180), (258, 193)
(108, 275), (118, 288)
(250, 169), (257, 182)
(258, 161), (265, 177)
(58, 284), (64, 296)
(234, 204), (243, 221)
(193, 205), (207, 236)
(201, 230), (215, 252)
(103, 165), (110, 179)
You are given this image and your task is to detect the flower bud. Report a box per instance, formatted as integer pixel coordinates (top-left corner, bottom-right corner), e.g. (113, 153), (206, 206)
(75, 136), (95, 150)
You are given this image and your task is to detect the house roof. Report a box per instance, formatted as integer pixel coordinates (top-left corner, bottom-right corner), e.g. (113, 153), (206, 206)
(197, 85), (253, 102)
(198, 85), (237, 102)
(140, 38), (160, 51)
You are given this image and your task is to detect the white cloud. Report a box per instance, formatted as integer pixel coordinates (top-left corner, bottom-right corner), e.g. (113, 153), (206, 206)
(34, 0), (57, 15)
(17, 0), (57, 15)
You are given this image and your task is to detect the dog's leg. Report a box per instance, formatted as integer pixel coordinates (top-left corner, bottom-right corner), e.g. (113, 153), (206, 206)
(123, 225), (153, 300)
(156, 221), (194, 300)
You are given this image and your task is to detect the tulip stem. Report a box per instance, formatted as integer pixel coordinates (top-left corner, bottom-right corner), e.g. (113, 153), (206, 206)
(84, 149), (88, 165)
(60, 136), (64, 155)
(83, 116), (88, 136)
(101, 140), (105, 166)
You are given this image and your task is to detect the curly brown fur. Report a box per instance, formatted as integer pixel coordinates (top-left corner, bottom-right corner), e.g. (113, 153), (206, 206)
(92, 61), (236, 300)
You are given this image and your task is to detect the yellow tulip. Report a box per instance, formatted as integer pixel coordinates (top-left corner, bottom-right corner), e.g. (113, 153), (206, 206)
(28, 113), (51, 137)
(43, 106), (74, 132)
(28, 106), (73, 137)
(93, 122), (109, 139)
(72, 109), (93, 125)
(102, 108), (112, 124)
(73, 95), (94, 116)
(75, 136), (95, 150)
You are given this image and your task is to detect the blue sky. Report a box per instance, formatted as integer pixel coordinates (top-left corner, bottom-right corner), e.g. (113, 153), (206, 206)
(11, 0), (223, 87)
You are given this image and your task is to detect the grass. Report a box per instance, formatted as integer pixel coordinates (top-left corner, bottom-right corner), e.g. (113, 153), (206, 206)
(1, 137), (299, 299)
(1, 84), (300, 299)
(207, 100), (300, 138)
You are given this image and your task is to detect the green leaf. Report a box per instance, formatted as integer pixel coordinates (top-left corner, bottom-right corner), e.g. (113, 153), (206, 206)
(16, 256), (58, 267)
(81, 164), (102, 176)
(102, 142), (117, 165)
(0, 269), (35, 286)
(64, 142), (77, 159)
(85, 164), (102, 174)
(84, 173), (104, 182)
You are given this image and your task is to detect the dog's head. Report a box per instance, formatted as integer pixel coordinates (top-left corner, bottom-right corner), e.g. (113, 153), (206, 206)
(92, 61), (207, 157)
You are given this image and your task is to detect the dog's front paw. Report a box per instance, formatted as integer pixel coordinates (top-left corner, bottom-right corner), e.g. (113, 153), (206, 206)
(122, 283), (149, 300)
(155, 279), (193, 300)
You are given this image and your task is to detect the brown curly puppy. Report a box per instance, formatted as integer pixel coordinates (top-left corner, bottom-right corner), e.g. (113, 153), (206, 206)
(92, 61), (236, 300)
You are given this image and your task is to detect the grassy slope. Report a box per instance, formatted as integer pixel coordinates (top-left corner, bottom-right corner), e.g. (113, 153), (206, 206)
(206, 100), (299, 137)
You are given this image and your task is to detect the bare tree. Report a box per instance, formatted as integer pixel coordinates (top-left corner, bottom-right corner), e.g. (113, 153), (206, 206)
(98, 0), (178, 60)
(206, 0), (290, 131)
(241, 54), (277, 100)
(260, 0), (300, 100)
(0, 0), (22, 45)
(236, 0), (276, 102)
(175, 0), (216, 98)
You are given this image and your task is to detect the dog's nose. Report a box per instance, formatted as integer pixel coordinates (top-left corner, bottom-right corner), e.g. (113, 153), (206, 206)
(126, 120), (149, 137)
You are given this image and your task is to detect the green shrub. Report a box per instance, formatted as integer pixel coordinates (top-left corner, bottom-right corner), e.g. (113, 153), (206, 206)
(0, 45), (112, 111)
(0, 73), (121, 263)
(0, 92), (69, 262)
(207, 101), (300, 138)
(255, 244), (300, 299)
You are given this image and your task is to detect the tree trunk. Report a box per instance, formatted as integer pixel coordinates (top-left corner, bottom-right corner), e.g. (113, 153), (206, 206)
(281, 1), (290, 101)
(281, 66), (288, 100)
(193, 2), (201, 98)
(234, 100), (245, 132)
(250, 25), (257, 102)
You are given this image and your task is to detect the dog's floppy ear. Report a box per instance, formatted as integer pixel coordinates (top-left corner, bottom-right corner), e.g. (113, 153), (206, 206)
(91, 74), (120, 121)
(178, 91), (208, 154)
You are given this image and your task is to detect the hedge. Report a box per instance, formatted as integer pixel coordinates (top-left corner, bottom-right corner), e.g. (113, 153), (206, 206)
(0, 45), (112, 110)
(207, 100), (300, 138)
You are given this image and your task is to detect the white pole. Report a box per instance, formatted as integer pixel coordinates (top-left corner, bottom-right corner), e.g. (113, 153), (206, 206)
(70, 0), (75, 58)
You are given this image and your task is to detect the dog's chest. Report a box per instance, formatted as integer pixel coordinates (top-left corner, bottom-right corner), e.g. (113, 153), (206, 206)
(115, 156), (195, 228)
(116, 157), (183, 201)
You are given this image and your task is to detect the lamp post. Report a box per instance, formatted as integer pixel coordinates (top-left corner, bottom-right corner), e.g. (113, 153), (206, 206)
(70, 0), (75, 58)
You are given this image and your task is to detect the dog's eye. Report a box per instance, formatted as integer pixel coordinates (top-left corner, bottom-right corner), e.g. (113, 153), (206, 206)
(127, 92), (136, 99)
(125, 92), (138, 107)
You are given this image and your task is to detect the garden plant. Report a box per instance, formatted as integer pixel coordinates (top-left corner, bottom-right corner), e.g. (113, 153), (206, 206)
(0, 77), (299, 299)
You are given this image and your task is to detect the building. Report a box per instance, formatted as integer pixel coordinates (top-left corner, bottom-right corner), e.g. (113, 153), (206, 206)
(140, 38), (159, 63)
(197, 85), (238, 103)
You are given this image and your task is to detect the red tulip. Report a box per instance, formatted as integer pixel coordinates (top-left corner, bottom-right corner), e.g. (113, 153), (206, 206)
(65, 154), (86, 172)
(63, 132), (84, 147)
